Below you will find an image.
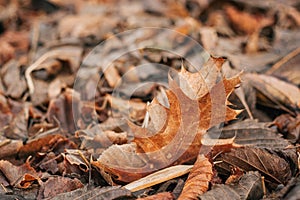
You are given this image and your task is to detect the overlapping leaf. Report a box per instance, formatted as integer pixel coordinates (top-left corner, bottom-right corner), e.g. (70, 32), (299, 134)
(199, 171), (263, 200)
(92, 56), (241, 183)
(215, 147), (296, 186)
(178, 155), (213, 200)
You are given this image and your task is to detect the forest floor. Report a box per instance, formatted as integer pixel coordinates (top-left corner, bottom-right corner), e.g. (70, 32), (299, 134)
(0, 0), (300, 199)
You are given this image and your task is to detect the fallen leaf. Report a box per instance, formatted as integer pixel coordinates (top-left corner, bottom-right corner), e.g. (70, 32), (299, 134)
(103, 64), (121, 88)
(4, 105), (29, 140)
(178, 154), (213, 200)
(266, 47), (300, 85)
(58, 14), (118, 40)
(18, 134), (77, 158)
(274, 114), (300, 143)
(51, 185), (132, 200)
(199, 171), (263, 200)
(46, 88), (81, 133)
(215, 147), (294, 186)
(0, 31), (29, 65)
(63, 153), (88, 173)
(37, 176), (83, 200)
(206, 119), (291, 149)
(0, 160), (40, 189)
(93, 56), (241, 183)
(244, 73), (300, 111)
(0, 93), (12, 122)
(1, 60), (27, 99)
(225, 5), (273, 34)
(38, 152), (59, 174)
(143, 0), (188, 19)
(0, 139), (23, 159)
(225, 167), (244, 184)
(77, 129), (128, 151)
(107, 94), (147, 122)
(0, 40), (14, 65)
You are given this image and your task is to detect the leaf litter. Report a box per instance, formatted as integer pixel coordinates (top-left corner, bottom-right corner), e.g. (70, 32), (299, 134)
(0, 0), (299, 199)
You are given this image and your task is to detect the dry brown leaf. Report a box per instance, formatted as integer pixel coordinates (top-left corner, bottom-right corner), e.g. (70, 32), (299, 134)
(0, 31), (29, 65)
(46, 88), (81, 133)
(0, 40), (14, 64)
(225, 5), (273, 34)
(37, 176), (83, 200)
(58, 14), (118, 39)
(63, 151), (89, 173)
(215, 147), (295, 186)
(1, 60), (27, 99)
(266, 47), (300, 85)
(103, 65), (121, 88)
(199, 171), (263, 200)
(79, 130), (127, 150)
(107, 94), (147, 121)
(178, 155), (213, 200)
(50, 185), (132, 200)
(0, 139), (23, 159)
(137, 192), (174, 200)
(274, 114), (300, 143)
(143, 0), (188, 19)
(0, 160), (41, 189)
(93, 56), (241, 183)
(18, 134), (77, 158)
(206, 119), (291, 149)
(244, 73), (300, 110)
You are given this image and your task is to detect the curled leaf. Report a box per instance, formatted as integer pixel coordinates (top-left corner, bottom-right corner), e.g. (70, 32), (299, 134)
(0, 160), (41, 189)
(178, 154), (213, 200)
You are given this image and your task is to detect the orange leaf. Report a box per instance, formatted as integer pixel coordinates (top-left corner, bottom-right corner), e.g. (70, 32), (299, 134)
(178, 155), (213, 200)
(93, 56), (241, 183)
(225, 5), (273, 34)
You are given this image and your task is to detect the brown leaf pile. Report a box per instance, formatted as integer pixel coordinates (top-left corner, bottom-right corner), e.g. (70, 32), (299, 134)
(0, 0), (299, 199)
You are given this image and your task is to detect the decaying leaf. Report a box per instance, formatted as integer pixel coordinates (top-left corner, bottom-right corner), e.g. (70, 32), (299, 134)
(37, 176), (83, 200)
(266, 47), (300, 85)
(225, 5), (273, 34)
(46, 88), (81, 133)
(92, 56), (241, 183)
(178, 155), (213, 200)
(76, 125), (128, 153)
(206, 119), (291, 149)
(215, 147), (295, 186)
(199, 171), (263, 200)
(58, 14), (119, 40)
(274, 114), (300, 143)
(0, 160), (41, 189)
(107, 94), (147, 121)
(244, 73), (300, 111)
(1, 60), (27, 99)
(0, 139), (23, 159)
(51, 186), (132, 200)
(18, 134), (77, 158)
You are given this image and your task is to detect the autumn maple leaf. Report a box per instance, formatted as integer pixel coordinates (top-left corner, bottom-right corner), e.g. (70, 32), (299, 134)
(93, 56), (241, 183)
